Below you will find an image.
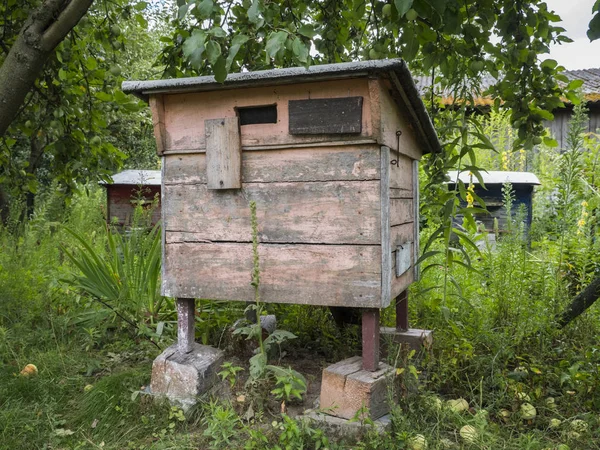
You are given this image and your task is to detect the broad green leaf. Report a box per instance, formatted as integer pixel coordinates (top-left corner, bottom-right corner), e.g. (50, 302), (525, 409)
(134, 1), (148, 11)
(403, 34), (419, 61)
(543, 136), (558, 148)
(27, 179), (38, 194)
(213, 56), (227, 83)
(298, 24), (317, 38)
(540, 58), (557, 70)
(208, 26), (227, 38)
(394, 0), (414, 16)
(248, 0), (261, 24)
(588, 11), (600, 41)
(566, 91), (582, 105)
(197, 0), (214, 18)
(226, 34), (250, 70)
(135, 13), (148, 27)
(85, 57), (97, 70)
(292, 38), (308, 63)
(567, 79), (584, 90)
(182, 30), (206, 68)
(206, 40), (221, 65)
(265, 31), (288, 58)
(177, 4), (189, 20)
(249, 353), (267, 378)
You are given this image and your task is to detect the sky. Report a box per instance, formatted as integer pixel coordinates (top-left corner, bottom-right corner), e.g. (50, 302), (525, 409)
(545, 0), (600, 70)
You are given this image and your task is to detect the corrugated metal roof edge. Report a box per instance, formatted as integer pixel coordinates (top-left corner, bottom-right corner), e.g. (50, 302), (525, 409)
(121, 59), (441, 154)
(99, 169), (162, 186)
(447, 170), (541, 186)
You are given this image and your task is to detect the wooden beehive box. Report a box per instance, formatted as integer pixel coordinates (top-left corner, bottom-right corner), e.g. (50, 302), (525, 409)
(447, 171), (541, 233)
(101, 169), (161, 226)
(123, 60), (440, 309)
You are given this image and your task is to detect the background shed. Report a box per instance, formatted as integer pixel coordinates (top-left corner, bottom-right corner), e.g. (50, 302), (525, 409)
(100, 170), (161, 227)
(447, 171), (541, 234)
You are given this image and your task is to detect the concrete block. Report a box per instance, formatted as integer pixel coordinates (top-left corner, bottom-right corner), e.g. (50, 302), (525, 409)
(380, 327), (433, 351)
(319, 356), (395, 420)
(301, 411), (391, 440)
(150, 342), (224, 408)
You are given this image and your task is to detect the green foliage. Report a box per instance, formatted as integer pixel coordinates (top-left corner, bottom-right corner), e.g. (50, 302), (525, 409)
(219, 362), (244, 388)
(61, 218), (173, 343)
(0, 0), (163, 221)
(272, 414), (330, 450)
(269, 366), (307, 403)
(202, 400), (240, 449)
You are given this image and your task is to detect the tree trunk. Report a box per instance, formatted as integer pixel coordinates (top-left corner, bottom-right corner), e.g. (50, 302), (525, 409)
(0, 0), (93, 137)
(557, 276), (600, 327)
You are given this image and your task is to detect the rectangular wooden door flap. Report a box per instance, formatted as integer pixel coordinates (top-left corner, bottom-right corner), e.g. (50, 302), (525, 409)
(205, 117), (242, 189)
(396, 241), (413, 277)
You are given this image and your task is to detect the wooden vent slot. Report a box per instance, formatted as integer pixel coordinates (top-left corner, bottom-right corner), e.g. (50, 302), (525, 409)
(289, 96), (363, 135)
(238, 105), (278, 125)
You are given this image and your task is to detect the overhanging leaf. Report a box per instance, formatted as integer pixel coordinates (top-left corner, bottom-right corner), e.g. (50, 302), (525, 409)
(265, 31), (288, 59)
(182, 30), (206, 69)
(394, 0), (414, 16)
(226, 34), (250, 70)
(206, 40), (221, 65)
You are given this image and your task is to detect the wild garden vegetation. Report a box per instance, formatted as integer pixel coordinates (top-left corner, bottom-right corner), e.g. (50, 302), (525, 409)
(2, 108), (600, 449)
(4, 0), (600, 449)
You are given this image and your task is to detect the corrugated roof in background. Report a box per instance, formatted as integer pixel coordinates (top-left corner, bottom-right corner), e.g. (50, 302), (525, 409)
(413, 69), (600, 104)
(447, 170), (541, 186)
(99, 170), (161, 186)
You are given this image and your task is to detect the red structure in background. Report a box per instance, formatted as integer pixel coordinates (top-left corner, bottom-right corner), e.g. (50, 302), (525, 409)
(101, 170), (161, 227)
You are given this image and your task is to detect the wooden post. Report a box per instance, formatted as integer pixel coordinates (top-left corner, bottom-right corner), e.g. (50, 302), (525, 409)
(362, 308), (380, 372)
(177, 298), (195, 353)
(396, 290), (408, 332)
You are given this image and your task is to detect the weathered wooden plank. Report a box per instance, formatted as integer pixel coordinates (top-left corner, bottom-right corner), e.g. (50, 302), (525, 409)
(390, 222), (414, 250)
(391, 252), (415, 299)
(164, 180), (381, 245)
(389, 151), (413, 190)
(412, 160), (420, 280)
(149, 95), (167, 155)
(390, 198), (414, 226)
(161, 79), (374, 152)
(162, 242), (382, 307)
(205, 117), (242, 189)
(289, 97), (363, 134)
(375, 79), (422, 160)
(380, 146), (392, 307)
(163, 146), (381, 185)
(390, 187), (412, 199)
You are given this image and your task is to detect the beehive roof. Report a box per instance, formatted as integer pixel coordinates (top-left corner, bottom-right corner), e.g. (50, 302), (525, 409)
(122, 59), (440, 154)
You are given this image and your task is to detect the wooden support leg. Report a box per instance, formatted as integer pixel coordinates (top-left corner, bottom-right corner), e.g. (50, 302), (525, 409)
(177, 298), (195, 354)
(362, 308), (380, 372)
(396, 290), (409, 332)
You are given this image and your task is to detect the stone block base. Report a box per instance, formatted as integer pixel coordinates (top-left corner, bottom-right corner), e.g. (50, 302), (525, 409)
(150, 342), (224, 408)
(301, 411), (391, 440)
(319, 356), (394, 420)
(381, 327), (433, 351)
